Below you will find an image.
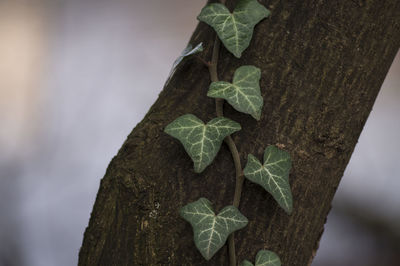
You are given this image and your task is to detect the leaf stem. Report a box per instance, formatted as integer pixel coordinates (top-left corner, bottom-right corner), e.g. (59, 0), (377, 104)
(209, 35), (221, 84)
(207, 18), (244, 266)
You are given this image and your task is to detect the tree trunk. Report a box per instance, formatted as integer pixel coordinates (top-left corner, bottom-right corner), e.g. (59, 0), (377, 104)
(79, 0), (399, 265)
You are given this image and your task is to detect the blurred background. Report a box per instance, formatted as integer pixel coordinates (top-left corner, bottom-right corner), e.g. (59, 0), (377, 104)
(0, 0), (398, 265)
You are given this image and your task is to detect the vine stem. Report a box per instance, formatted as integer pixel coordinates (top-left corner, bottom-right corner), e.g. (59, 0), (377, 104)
(207, 5), (245, 264)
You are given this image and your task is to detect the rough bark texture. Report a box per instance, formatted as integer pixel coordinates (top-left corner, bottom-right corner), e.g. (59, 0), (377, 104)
(79, 0), (399, 265)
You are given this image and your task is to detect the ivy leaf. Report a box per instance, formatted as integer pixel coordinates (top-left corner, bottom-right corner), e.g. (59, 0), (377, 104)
(241, 250), (281, 266)
(243, 146), (293, 214)
(207, 65), (263, 120)
(164, 114), (241, 173)
(166, 42), (203, 85)
(241, 260), (255, 266)
(180, 197), (248, 260)
(198, 0), (270, 58)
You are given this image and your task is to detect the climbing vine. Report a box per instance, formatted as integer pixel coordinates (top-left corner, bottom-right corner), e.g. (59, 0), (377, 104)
(164, 0), (293, 265)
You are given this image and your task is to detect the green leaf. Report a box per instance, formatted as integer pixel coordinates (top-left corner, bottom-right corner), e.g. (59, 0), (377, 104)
(180, 197), (248, 260)
(207, 65), (263, 120)
(241, 250), (281, 266)
(167, 42), (203, 85)
(164, 114), (241, 173)
(241, 260), (255, 266)
(243, 146), (293, 214)
(197, 0), (270, 58)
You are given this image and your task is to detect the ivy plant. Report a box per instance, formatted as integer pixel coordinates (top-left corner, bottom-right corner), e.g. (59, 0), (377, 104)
(244, 146), (293, 214)
(164, 0), (293, 265)
(198, 0), (270, 58)
(164, 114), (241, 173)
(180, 198), (248, 260)
(241, 250), (281, 266)
(208, 65), (263, 120)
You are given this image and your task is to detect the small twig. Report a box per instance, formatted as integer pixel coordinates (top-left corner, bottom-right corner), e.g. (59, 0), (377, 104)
(195, 55), (211, 67)
(209, 36), (221, 83)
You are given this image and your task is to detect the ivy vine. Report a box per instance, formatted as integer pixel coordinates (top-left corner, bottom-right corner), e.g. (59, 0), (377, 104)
(164, 0), (293, 265)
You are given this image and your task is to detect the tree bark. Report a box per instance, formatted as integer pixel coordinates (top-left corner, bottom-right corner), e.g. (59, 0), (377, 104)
(79, 0), (399, 265)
